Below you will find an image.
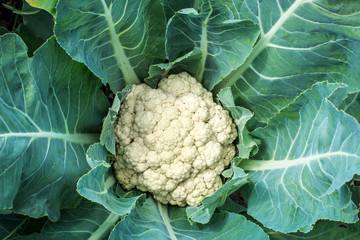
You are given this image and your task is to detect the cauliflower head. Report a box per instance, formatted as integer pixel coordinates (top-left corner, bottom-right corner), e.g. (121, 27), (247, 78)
(113, 72), (237, 207)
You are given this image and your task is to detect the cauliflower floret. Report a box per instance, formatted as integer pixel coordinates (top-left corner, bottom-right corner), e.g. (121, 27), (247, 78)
(113, 72), (237, 207)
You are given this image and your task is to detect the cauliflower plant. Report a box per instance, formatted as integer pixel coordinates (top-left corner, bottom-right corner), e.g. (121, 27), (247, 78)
(113, 72), (237, 207)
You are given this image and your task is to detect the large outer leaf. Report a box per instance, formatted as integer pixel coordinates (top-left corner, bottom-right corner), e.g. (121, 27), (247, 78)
(213, 0), (360, 122)
(239, 82), (360, 232)
(267, 220), (360, 239)
(21, 201), (119, 240)
(110, 198), (269, 240)
(0, 34), (108, 220)
(55, 0), (166, 91)
(165, 0), (259, 90)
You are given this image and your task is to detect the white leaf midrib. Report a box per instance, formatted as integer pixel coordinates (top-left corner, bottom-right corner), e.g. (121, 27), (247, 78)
(214, 0), (309, 92)
(0, 132), (99, 145)
(240, 151), (360, 171)
(100, 0), (140, 85)
(88, 213), (121, 240)
(158, 202), (178, 240)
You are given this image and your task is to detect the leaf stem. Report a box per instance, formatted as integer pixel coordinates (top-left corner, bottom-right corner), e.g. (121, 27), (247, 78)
(88, 213), (121, 240)
(157, 202), (177, 240)
(196, 5), (212, 82)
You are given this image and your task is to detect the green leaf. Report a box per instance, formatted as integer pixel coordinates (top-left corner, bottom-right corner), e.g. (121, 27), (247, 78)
(145, 48), (202, 88)
(186, 167), (248, 224)
(55, 0), (166, 91)
(77, 144), (145, 216)
(0, 214), (28, 239)
(340, 92), (360, 123)
(86, 143), (109, 168)
(2, 3), (41, 15)
(354, 175), (360, 182)
(110, 198), (269, 240)
(100, 86), (132, 155)
(0, 215), (48, 239)
(0, 34), (109, 220)
(218, 196), (247, 214)
(240, 82), (360, 232)
(267, 220), (360, 240)
(25, 0), (57, 16)
(162, 0), (195, 20)
(166, 0), (260, 90)
(349, 182), (360, 208)
(0, 27), (9, 35)
(16, 2), (54, 56)
(217, 87), (259, 158)
(213, 0), (360, 122)
(22, 201), (119, 240)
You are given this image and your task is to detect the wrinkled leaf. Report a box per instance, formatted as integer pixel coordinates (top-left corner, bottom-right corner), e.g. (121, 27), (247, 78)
(240, 82), (360, 232)
(110, 198), (269, 240)
(218, 87), (258, 158)
(100, 86), (132, 155)
(145, 48), (202, 88)
(86, 143), (109, 169)
(77, 144), (145, 216)
(186, 167), (248, 224)
(0, 34), (108, 220)
(214, 0), (360, 122)
(55, 0), (166, 91)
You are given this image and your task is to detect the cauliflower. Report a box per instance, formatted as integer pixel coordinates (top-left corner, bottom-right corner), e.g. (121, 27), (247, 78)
(113, 72), (237, 207)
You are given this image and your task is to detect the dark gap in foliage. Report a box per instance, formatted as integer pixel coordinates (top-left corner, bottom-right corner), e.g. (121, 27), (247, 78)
(229, 190), (247, 208)
(234, 146), (239, 157)
(339, 224), (348, 229)
(354, 180), (360, 186)
(0, 0), (23, 31)
(101, 84), (115, 105)
(14, 216), (48, 236)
